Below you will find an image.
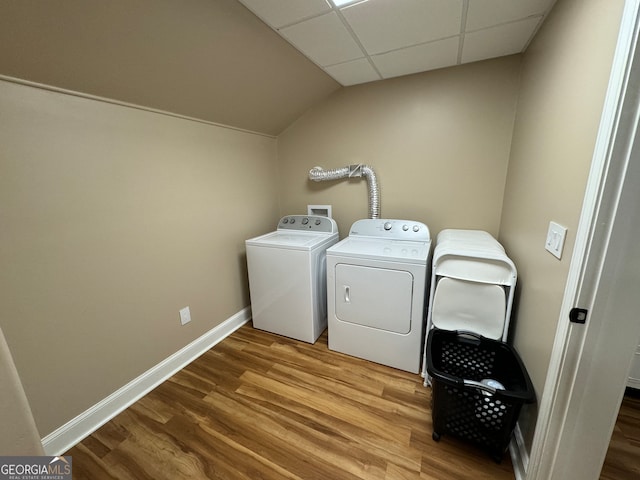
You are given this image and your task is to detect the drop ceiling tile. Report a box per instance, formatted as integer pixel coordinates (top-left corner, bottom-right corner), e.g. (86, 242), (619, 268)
(462, 17), (541, 64)
(372, 37), (459, 79)
(341, 0), (463, 55)
(466, 0), (555, 31)
(324, 58), (381, 86)
(280, 11), (364, 66)
(238, 0), (332, 29)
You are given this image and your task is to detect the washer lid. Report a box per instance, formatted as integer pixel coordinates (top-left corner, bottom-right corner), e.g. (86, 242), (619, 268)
(246, 230), (337, 250)
(327, 237), (431, 264)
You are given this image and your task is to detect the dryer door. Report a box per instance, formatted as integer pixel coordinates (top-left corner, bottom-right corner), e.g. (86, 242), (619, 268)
(334, 263), (413, 334)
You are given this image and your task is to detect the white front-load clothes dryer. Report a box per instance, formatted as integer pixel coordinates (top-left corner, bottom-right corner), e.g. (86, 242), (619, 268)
(245, 215), (338, 343)
(326, 219), (431, 373)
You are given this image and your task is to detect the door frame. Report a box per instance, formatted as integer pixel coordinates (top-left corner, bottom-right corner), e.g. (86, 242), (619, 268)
(527, 1), (640, 478)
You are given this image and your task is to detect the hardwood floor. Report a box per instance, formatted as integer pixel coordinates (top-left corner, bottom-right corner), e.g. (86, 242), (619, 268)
(66, 324), (515, 479)
(600, 389), (640, 480)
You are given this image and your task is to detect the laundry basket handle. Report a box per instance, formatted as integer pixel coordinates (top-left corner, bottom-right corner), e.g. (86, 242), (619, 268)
(455, 330), (485, 344)
(463, 379), (500, 395)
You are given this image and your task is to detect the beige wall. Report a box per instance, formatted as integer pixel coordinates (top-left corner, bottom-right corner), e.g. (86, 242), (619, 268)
(0, 79), (279, 436)
(277, 56), (522, 239)
(498, 0), (625, 448)
(0, 325), (44, 455)
(0, 0), (339, 135)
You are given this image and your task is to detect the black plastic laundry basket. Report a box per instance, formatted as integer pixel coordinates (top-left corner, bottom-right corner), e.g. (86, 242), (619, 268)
(426, 329), (535, 462)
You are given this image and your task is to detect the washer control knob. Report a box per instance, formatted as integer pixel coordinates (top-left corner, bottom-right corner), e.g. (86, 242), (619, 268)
(290, 218), (295, 224)
(384, 222), (392, 231)
(413, 225), (420, 232)
(302, 218), (309, 225)
(283, 218), (289, 224)
(402, 224), (409, 231)
(315, 219), (321, 225)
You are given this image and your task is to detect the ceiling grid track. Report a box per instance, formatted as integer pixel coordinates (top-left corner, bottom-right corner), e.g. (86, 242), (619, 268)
(332, 5), (384, 83)
(457, 0), (470, 65)
(238, 0), (558, 86)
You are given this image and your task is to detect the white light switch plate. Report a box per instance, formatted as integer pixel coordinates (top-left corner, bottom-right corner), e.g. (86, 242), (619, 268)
(179, 306), (191, 325)
(545, 221), (567, 259)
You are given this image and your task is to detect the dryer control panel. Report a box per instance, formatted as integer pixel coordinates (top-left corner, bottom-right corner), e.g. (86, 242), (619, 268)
(278, 215), (338, 234)
(348, 219), (430, 242)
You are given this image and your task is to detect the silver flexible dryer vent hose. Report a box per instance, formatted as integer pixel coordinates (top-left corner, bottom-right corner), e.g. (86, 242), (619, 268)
(309, 164), (380, 219)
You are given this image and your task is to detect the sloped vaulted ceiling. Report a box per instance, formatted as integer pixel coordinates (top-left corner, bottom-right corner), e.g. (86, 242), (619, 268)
(0, 0), (341, 136)
(0, 0), (557, 136)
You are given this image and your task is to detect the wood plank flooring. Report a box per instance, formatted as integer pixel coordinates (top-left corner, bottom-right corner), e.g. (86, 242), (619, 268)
(600, 389), (640, 480)
(66, 324), (515, 479)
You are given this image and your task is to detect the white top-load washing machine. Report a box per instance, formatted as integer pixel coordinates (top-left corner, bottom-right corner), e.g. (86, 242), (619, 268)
(245, 215), (339, 343)
(326, 219), (431, 373)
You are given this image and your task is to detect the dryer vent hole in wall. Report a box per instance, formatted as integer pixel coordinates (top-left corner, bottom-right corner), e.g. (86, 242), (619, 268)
(179, 306), (191, 325)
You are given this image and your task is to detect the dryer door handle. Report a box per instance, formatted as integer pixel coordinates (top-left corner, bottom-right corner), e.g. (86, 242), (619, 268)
(344, 285), (350, 303)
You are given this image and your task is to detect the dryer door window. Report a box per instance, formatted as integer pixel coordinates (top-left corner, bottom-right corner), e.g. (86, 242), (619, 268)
(334, 263), (413, 334)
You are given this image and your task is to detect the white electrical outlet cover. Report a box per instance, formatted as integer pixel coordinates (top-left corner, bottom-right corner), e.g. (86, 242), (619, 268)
(179, 306), (191, 325)
(545, 221), (567, 259)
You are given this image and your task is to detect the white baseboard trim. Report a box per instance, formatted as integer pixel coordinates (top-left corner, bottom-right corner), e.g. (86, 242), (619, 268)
(627, 377), (640, 389)
(41, 307), (251, 455)
(509, 421), (529, 480)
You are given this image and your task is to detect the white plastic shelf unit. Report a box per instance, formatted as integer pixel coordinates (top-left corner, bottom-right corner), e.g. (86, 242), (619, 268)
(421, 229), (517, 378)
